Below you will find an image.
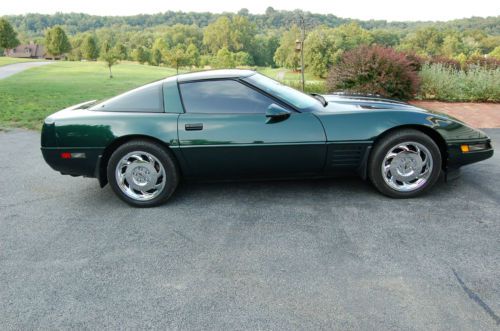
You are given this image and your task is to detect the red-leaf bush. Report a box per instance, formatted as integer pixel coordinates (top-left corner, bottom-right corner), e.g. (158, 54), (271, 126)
(326, 45), (420, 100)
(404, 52), (424, 72)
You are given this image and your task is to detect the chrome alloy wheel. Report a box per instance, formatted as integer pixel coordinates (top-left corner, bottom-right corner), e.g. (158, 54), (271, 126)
(115, 151), (166, 201)
(381, 141), (433, 192)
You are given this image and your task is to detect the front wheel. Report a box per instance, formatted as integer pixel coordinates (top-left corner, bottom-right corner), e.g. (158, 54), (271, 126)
(368, 129), (442, 198)
(107, 140), (179, 207)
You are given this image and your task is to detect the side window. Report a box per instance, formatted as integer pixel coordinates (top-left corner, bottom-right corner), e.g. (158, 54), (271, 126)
(179, 80), (276, 114)
(90, 81), (163, 112)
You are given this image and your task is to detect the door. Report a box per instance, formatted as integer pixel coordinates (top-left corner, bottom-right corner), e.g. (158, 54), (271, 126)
(177, 79), (326, 178)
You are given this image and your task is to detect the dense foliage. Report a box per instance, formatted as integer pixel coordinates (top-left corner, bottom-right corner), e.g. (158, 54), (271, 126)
(1, 10), (499, 101)
(418, 64), (500, 102)
(0, 18), (19, 50)
(44, 26), (71, 57)
(326, 46), (421, 100)
(1, 10), (499, 72)
(3, 11), (500, 37)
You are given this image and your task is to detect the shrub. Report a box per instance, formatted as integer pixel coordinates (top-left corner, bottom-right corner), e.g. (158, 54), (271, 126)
(429, 56), (462, 70)
(418, 63), (500, 102)
(326, 45), (420, 100)
(283, 80), (327, 94)
(404, 52), (424, 72)
(466, 55), (500, 70)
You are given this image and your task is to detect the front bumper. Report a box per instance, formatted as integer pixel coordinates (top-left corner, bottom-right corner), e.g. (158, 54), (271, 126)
(446, 139), (494, 169)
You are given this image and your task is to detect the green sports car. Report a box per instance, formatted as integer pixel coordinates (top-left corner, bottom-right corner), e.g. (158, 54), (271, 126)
(41, 69), (493, 207)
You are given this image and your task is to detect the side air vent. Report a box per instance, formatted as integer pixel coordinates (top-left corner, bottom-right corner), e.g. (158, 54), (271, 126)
(330, 145), (365, 168)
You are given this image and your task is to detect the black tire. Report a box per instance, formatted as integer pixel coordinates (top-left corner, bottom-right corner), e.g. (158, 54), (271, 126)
(107, 140), (179, 207)
(368, 129), (442, 198)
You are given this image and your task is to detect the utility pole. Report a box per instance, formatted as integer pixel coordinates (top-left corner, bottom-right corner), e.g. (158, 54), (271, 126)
(295, 13), (306, 92)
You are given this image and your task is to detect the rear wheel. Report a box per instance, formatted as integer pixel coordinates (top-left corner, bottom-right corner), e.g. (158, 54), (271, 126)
(368, 129), (442, 198)
(107, 140), (179, 207)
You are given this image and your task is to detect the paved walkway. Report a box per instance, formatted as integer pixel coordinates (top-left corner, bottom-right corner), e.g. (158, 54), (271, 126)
(410, 101), (500, 129)
(0, 61), (53, 80)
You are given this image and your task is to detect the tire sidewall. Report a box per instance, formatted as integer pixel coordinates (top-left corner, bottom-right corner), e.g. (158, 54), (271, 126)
(107, 141), (179, 207)
(369, 130), (442, 198)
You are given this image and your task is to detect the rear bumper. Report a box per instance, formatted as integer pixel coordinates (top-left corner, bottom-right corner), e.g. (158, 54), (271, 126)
(41, 147), (103, 178)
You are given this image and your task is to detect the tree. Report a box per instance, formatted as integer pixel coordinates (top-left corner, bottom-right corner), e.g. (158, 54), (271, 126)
(45, 26), (71, 57)
(370, 29), (400, 47)
(131, 46), (150, 64)
(164, 45), (189, 74)
(203, 15), (255, 54)
(212, 47), (236, 68)
(100, 40), (119, 78)
(67, 35), (83, 61)
(185, 43), (200, 67)
(230, 15), (255, 52)
(304, 26), (336, 77)
(479, 35), (500, 54)
(203, 16), (232, 54)
(234, 51), (253, 66)
(163, 24), (202, 49)
(0, 18), (20, 50)
(330, 23), (373, 52)
(252, 33), (280, 67)
(273, 25), (301, 69)
(114, 44), (128, 60)
(441, 34), (464, 57)
(151, 38), (167, 66)
(398, 27), (444, 56)
(80, 35), (98, 60)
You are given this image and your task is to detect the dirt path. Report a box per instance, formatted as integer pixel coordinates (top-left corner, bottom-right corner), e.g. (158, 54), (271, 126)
(0, 61), (53, 80)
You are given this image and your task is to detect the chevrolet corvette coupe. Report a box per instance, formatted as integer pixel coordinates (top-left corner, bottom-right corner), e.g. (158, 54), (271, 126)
(41, 70), (493, 207)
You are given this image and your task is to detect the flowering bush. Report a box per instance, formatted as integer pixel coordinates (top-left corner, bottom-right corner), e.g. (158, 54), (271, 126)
(326, 45), (420, 100)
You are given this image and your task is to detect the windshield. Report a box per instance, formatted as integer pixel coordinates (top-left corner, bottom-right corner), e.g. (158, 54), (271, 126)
(244, 73), (322, 112)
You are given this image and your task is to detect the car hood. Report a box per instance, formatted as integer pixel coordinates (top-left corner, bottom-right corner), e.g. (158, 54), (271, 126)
(317, 94), (489, 141)
(320, 93), (469, 123)
(322, 94), (422, 112)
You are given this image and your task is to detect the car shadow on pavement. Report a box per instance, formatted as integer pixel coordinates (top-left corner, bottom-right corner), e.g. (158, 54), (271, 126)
(91, 174), (453, 209)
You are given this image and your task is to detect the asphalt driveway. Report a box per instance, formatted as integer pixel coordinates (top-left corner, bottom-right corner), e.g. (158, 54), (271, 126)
(0, 129), (499, 329)
(0, 61), (53, 80)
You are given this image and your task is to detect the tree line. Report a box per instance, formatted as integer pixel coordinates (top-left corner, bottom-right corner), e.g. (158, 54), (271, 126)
(4, 10), (500, 37)
(1, 11), (499, 77)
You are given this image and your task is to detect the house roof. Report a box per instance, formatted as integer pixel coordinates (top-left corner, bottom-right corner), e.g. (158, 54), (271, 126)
(4, 43), (46, 58)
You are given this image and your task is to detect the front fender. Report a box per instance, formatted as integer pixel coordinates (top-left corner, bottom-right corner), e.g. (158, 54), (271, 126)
(313, 109), (482, 143)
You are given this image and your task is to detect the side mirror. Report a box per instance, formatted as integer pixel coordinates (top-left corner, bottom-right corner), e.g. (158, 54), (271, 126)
(266, 104), (291, 122)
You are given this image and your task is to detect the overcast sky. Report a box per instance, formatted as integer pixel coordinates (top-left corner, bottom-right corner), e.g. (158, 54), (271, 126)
(1, 0), (499, 22)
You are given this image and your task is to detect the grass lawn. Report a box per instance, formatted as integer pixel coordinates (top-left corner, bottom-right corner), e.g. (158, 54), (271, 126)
(257, 67), (323, 82)
(0, 57), (40, 67)
(0, 61), (177, 129)
(257, 67), (326, 93)
(0, 61), (327, 130)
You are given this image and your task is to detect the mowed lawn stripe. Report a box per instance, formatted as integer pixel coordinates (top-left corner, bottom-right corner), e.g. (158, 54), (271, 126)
(0, 61), (177, 129)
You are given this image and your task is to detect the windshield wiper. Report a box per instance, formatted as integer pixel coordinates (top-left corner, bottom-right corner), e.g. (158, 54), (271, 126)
(310, 93), (328, 107)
